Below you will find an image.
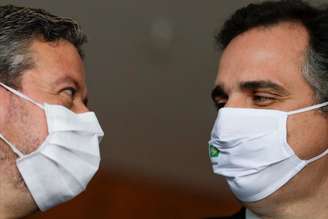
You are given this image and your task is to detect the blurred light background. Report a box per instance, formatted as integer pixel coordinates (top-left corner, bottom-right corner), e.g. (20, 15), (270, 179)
(2, 0), (320, 218)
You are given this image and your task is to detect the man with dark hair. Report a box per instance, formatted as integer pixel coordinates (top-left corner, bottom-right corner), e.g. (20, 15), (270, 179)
(0, 5), (103, 218)
(208, 0), (328, 218)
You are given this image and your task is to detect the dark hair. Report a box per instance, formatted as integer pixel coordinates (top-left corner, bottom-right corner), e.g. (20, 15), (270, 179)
(216, 0), (328, 109)
(0, 5), (87, 88)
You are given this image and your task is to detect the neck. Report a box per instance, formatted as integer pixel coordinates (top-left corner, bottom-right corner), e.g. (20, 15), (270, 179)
(245, 157), (328, 219)
(0, 157), (37, 218)
(0, 204), (14, 219)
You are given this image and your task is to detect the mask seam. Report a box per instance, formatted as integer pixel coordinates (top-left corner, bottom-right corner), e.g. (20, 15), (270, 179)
(236, 160), (306, 202)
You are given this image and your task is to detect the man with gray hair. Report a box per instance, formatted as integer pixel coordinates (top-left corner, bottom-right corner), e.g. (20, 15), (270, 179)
(208, 0), (328, 218)
(0, 5), (103, 218)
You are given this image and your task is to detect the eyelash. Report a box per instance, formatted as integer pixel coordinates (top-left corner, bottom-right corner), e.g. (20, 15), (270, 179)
(253, 95), (276, 104)
(253, 95), (274, 101)
(214, 101), (226, 111)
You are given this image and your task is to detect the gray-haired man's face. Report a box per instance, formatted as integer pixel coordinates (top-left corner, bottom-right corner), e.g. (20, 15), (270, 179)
(0, 39), (88, 217)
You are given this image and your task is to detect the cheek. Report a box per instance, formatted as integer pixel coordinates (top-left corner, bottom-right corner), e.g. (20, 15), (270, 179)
(8, 98), (48, 155)
(287, 112), (328, 160)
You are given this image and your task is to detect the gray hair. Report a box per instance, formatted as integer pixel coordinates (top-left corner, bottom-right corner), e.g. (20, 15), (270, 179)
(0, 5), (87, 88)
(303, 48), (328, 112)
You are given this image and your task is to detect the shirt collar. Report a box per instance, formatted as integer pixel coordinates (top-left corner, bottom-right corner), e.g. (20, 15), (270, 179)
(246, 209), (262, 219)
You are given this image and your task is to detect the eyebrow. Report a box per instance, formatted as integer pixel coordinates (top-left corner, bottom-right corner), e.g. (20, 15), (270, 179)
(240, 80), (289, 95)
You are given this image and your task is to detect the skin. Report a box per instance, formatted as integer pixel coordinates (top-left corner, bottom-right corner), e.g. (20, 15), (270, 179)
(212, 22), (328, 219)
(0, 38), (89, 218)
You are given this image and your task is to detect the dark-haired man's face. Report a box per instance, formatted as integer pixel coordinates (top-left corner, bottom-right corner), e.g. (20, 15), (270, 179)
(213, 22), (328, 210)
(0, 39), (89, 217)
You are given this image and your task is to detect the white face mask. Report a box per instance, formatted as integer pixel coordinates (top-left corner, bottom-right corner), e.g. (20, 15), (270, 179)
(208, 102), (328, 202)
(0, 82), (104, 211)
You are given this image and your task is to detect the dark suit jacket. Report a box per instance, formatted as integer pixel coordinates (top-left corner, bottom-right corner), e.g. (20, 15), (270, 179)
(206, 208), (246, 219)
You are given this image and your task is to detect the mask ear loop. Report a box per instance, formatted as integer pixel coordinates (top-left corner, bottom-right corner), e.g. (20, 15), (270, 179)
(307, 148), (328, 163)
(287, 101), (328, 163)
(0, 82), (45, 158)
(0, 133), (24, 158)
(0, 82), (44, 109)
(287, 102), (328, 116)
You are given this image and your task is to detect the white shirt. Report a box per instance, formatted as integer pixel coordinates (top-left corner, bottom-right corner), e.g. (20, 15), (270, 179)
(246, 209), (262, 219)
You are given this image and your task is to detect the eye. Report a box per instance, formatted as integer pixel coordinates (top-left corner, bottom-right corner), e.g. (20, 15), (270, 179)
(214, 100), (227, 111)
(253, 95), (276, 106)
(62, 87), (77, 98)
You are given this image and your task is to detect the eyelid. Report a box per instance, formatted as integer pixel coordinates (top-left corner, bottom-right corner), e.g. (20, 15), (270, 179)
(254, 89), (285, 97)
(213, 95), (227, 103)
(252, 95), (277, 107)
(253, 95), (275, 100)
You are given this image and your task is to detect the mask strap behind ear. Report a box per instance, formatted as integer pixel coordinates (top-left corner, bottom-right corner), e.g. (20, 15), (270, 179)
(0, 82), (44, 109)
(287, 102), (328, 116)
(307, 148), (328, 163)
(0, 133), (24, 158)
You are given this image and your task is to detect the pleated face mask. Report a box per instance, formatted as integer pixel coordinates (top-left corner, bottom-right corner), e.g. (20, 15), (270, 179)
(208, 103), (328, 202)
(0, 82), (104, 211)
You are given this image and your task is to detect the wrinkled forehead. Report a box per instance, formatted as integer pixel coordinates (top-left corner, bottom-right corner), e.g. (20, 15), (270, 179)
(27, 39), (88, 93)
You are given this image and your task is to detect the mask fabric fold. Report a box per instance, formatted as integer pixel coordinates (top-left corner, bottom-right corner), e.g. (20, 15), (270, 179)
(208, 102), (328, 202)
(0, 82), (104, 211)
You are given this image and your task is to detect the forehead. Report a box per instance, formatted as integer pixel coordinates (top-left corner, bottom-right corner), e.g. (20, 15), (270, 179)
(216, 22), (309, 91)
(29, 39), (86, 88)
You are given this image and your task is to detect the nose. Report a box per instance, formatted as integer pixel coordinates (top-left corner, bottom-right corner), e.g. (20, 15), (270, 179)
(73, 101), (90, 113)
(79, 104), (89, 113)
(224, 93), (249, 108)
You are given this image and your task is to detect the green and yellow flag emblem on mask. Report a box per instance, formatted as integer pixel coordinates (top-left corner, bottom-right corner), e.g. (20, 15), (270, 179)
(209, 144), (220, 158)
